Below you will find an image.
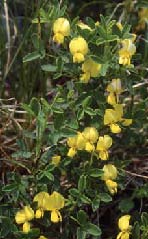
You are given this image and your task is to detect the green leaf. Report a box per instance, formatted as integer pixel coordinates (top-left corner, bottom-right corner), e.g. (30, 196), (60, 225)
(89, 169), (104, 177)
(85, 107), (97, 116)
(11, 151), (32, 158)
(82, 96), (92, 108)
(90, 55), (105, 64)
(81, 195), (91, 204)
(141, 212), (148, 227)
(44, 171), (54, 181)
(100, 63), (109, 76)
(92, 195), (100, 212)
(99, 193), (112, 202)
(23, 51), (41, 62)
(41, 64), (57, 72)
(2, 183), (18, 192)
(132, 222), (140, 239)
(77, 227), (87, 239)
(69, 188), (80, 197)
(119, 198), (134, 213)
(77, 109), (84, 120)
(86, 223), (101, 236)
(78, 175), (87, 192)
(77, 210), (88, 225)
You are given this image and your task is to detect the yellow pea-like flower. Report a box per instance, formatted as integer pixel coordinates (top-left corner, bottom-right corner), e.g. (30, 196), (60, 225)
(116, 215), (131, 239)
(33, 191), (50, 211)
(76, 132), (86, 150)
(118, 215), (131, 231)
(15, 210), (26, 225)
(107, 78), (122, 95)
(24, 206), (34, 221)
(85, 142), (95, 152)
(15, 206), (34, 225)
(83, 127), (99, 144)
(119, 39), (136, 66)
(102, 164), (117, 181)
(15, 206), (34, 234)
(96, 135), (112, 160)
(80, 58), (101, 83)
(69, 37), (88, 63)
(53, 18), (70, 44)
(45, 191), (65, 223)
(22, 221), (31, 233)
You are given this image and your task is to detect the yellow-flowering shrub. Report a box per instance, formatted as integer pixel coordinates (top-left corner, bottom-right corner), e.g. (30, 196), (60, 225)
(9, 2), (147, 239)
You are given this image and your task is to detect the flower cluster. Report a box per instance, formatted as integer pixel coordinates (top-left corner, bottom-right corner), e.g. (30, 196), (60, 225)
(67, 127), (112, 160)
(15, 191), (64, 234)
(104, 78), (132, 133)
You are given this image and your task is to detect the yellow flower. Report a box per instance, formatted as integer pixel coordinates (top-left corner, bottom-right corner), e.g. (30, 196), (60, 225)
(52, 155), (61, 166)
(33, 191), (50, 218)
(118, 215), (131, 231)
(69, 37), (88, 63)
(119, 39), (136, 66)
(117, 215), (131, 239)
(83, 127), (99, 144)
(102, 164), (117, 181)
(107, 92), (117, 105)
(105, 179), (117, 194)
(80, 58), (101, 83)
(96, 135), (112, 160)
(15, 210), (26, 224)
(85, 142), (95, 152)
(67, 135), (78, 157)
(83, 127), (98, 152)
(76, 132), (86, 150)
(104, 108), (122, 133)
(38, 236), (48, 239)
(15, 206), (34, 224)
(67, 132), (86, 157)
(107, 78), (122, 105)
(22, 222), (31, 233)
(53, 18), (70, 44)
(104, 104), (132, 133)
(45, 191), (65, 223)
(15, 206), (34, 233)
(107, 78), (122, 95)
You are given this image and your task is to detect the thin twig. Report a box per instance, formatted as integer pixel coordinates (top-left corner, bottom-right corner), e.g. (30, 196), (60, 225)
(121, 169), (148, 179)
